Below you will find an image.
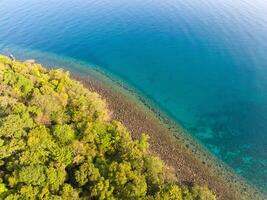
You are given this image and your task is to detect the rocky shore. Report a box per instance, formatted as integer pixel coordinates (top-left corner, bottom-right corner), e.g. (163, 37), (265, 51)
(73, 72), (266, 200)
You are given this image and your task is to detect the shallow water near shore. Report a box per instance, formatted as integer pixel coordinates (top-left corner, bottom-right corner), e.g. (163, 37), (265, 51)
(2, 46), (266, 199)
(1, 47), (264, 199)
(1, 0), (267, 193)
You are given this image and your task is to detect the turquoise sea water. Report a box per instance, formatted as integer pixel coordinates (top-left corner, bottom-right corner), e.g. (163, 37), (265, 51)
(1, 0), (267, 192)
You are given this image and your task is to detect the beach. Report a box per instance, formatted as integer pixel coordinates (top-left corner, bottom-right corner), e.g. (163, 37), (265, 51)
(2, 0), (267, 194)
(1, 50), (265, 199)
(72, 71), (266, 200)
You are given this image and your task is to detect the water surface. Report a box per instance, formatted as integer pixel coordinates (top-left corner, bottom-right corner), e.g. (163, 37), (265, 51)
(1, 0), (267, 192)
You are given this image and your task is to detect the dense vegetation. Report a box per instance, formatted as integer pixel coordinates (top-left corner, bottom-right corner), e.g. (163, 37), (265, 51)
(0, 55), (216, 200)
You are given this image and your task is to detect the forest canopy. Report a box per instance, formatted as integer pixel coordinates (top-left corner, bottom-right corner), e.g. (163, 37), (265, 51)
(0, 55), (216, 200)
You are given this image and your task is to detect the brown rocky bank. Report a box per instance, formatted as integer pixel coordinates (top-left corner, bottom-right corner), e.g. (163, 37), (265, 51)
(72, 72), (265, 200)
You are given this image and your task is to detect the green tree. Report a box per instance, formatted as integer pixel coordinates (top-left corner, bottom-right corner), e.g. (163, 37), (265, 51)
(0, 55), (216, 200)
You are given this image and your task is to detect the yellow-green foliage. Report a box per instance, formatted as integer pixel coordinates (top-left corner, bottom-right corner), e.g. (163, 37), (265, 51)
(0, 55), (216, 199)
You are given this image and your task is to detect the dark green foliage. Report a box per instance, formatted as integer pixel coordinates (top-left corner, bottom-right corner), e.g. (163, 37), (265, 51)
(0, 55), (216, 199)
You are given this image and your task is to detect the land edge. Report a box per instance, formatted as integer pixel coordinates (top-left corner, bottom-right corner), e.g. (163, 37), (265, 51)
(3, 50), (266, 200)
(69, 67), (266, 200)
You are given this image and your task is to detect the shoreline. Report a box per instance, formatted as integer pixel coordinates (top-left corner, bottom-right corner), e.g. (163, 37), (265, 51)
(1, 49), (265, 199)
(71, 69), (266, 200)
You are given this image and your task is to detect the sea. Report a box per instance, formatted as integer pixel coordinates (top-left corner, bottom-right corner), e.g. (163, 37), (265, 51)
(0, 0), (267, 193)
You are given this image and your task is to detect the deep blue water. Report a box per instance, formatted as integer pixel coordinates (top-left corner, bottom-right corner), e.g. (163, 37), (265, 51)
(1, 0), (267, 192)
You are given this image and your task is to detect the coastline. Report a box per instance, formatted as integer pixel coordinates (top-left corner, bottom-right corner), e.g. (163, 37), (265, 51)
(71, 69), (266, 200)
(1, 48), (265, 199)
(1, 0), (267, 197)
